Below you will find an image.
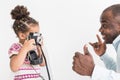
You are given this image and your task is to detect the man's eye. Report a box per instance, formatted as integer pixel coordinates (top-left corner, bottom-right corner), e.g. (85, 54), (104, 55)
(102, 24), (107, 28)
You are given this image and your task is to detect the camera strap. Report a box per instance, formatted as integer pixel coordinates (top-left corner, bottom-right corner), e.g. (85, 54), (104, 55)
(30, 44), (51, 80)
(31, 65), (45, 80)
(39, 44), (51, 80)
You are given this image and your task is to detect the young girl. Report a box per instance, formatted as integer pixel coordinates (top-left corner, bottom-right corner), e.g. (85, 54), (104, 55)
(8, 5), (46, 80)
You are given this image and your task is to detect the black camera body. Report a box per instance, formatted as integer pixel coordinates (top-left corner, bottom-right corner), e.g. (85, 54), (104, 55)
(27, 32), (43, 65)
(28, 32), (42, 45)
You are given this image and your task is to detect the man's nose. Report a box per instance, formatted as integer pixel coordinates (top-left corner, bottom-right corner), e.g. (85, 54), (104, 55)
(99, 27), (102, 32)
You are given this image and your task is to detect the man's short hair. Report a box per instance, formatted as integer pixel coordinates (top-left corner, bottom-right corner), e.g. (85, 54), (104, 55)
(103, 4), (120, 17)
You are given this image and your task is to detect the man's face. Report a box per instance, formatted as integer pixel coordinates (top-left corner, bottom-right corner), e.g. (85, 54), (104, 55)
(99, 11), (120, 44)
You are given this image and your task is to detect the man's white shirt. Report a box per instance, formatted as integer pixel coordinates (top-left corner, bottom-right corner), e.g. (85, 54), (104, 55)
(91, 35), (120, 80)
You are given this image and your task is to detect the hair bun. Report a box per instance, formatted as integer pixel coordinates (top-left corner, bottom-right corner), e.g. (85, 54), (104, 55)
(11, 5), (30, 20)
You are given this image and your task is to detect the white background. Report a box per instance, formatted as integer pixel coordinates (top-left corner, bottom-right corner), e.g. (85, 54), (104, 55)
(0, 0), (119, 80)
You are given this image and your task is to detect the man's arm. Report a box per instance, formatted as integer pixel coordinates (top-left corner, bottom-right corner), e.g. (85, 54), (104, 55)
(100, 52), (116, 71)
(72, 45), (120, 80)
(92, 65), (120, 80)
(90, 35), (116, 71)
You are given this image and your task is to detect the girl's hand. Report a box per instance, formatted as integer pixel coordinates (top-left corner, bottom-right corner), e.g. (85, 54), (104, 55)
(21, 39), (36, 54)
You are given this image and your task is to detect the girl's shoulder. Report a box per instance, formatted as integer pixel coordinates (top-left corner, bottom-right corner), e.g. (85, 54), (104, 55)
(8, 43), (22, 54)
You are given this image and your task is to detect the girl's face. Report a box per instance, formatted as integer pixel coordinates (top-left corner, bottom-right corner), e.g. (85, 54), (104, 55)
(18, 24), (40, 43)
(27, 24), (40, 36)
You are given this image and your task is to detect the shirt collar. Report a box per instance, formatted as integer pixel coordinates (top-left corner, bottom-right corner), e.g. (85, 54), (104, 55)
(113, 35), (120, 48)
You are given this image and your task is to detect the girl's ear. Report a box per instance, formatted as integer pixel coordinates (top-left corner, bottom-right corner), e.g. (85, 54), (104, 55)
(18, 32), (27, 40)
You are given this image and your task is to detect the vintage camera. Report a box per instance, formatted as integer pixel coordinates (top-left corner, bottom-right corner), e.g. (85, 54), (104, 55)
(27, 32), (43, 65)
(28, 32), (42, 45)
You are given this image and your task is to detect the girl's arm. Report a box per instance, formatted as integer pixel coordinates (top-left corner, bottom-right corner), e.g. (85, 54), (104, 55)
(10, 39), (35, 72)
(10, 48), (28, 72)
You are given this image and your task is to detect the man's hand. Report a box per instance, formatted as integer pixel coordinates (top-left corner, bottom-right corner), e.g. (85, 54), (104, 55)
(72, 45), (95, 76)
(89, 34), (106, 56)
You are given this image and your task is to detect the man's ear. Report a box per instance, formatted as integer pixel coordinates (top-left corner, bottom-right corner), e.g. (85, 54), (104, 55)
(18, 32), (27, 40)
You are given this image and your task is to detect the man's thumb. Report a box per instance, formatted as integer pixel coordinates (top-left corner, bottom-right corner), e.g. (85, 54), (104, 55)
(84, 44), (90, 55)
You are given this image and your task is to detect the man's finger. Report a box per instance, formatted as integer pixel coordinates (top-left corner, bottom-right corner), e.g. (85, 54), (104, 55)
(89, 42), (99, 48)
(72, 64), (84, 75)
(83, 45), (90, 55)
(75, 52), (81, 57)
(96, 34), (102, 43)
(73, 56), (79, 62)
(89, 42), (94, 47)
(72, 57), (82, 70)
